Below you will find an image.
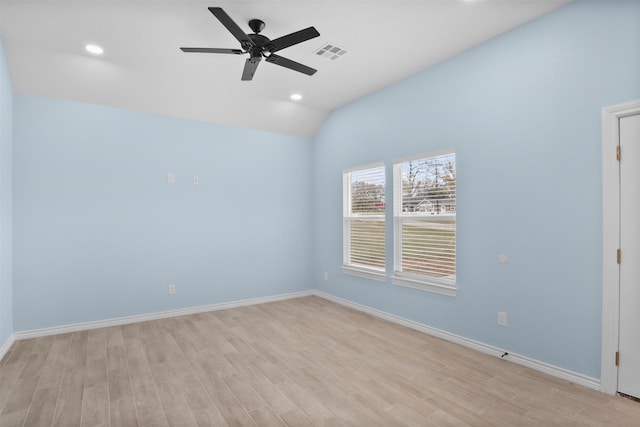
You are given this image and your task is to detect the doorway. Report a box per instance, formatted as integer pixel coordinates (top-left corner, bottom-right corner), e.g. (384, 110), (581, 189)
(601, 100), (640, 397)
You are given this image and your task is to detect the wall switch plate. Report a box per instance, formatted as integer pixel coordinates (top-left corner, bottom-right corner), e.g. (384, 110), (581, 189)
(323, 272), (328, 281)
(167, 173), (175, 184)
(168, 284), (176, 295)
(498, 311), (508, 327)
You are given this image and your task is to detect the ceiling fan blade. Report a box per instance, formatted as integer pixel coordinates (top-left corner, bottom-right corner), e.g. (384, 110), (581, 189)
(241, 57), (261, 81)
(266, 54), (317, 76)
(208, 7), (255, 49)
(180, 47), (244, 55)
(268, 27), (320, 53)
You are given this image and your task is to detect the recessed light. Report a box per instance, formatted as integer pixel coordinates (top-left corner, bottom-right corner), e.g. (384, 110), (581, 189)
(290, 93), (303, 101)
(85, 44), (104, 55)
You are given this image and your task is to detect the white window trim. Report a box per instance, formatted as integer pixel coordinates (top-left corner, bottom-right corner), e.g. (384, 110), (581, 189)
(342, 162), (386, 279)
(391, 275), (458, 297)
(392, 150), (457, 296)
(342, 265), (387, 282)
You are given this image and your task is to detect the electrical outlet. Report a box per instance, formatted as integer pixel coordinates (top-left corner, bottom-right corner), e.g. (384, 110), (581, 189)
(168, 284), (176, 295)
(167, 173), (175, 184)
(498, 311), (508, 327)
(193, 176), (199, 185)
(323, 272), (328, 281)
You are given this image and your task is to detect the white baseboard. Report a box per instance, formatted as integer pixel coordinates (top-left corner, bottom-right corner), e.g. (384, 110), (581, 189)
(13, 290), (314, 341)
(6, 288), (601, 392)
(313, 290), (600, 392)
(0, 333), (16, 361)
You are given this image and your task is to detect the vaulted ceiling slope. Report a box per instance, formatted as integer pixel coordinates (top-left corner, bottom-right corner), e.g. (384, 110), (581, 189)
(0, 0), (572, 137)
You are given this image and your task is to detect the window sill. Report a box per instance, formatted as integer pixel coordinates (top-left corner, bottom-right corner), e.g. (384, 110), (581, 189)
(342, 265), (387, 282)
(391, 275), (458, 297)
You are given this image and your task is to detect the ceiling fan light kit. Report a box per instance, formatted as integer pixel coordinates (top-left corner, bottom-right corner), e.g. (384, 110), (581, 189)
(181, 7), (320, 81)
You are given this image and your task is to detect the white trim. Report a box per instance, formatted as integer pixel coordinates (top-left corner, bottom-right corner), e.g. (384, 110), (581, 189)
(12, 291), (313, 340)
(342, 265), (387, 282)
(343, 161), (385, 174)
(601, 99), (640, 395)
(0, 333), (16, 361)
(392, 147), (455, 165)
(391, 275), (457, 297)
(5, 287), (600, 391)
(314, 291), (600, 391)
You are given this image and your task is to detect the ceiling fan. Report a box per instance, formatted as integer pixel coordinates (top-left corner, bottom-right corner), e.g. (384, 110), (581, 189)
(181, 7), (320, 81)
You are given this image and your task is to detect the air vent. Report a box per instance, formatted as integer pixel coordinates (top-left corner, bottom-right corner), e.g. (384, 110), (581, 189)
(314, 43), (347, 60)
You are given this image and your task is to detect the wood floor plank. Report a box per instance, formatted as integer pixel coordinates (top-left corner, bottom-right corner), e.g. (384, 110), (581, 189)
(59, 368), (86, 404)
(0, 409), (29, 427)
(108, 367), (133, 402)
(223, 372), (268, 412)
(109, 397), (138, 427)
(250, 380), (297, 415)
(18, 352), (48, 379)
(208, 388), (257, 427)
(132, 381), (167, 426)
(192, 407), (229, 427)
(174, 374), (215, 415)
(0, 374), (38, 416)
(106, 326), (125, 348)
(23, 385), (60, 427)
(423, 409), (472, 427)
(125, 341), (154, 388)
(154, 379), (199, 427)
(81, 383), (110, 427)
(107, 345), (128, 372)
(248, 406), (287, 426)
(276, 380), (334, 423)
(1, 296), (639, 426)
(278, 408), (314, 427)
(52, 396), (83, 427)
(1, 339), (35, 366)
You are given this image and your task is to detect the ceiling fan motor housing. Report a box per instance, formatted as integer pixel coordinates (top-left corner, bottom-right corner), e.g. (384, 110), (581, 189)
(247, 33), (274, 54)
(248, 19), (265, 34)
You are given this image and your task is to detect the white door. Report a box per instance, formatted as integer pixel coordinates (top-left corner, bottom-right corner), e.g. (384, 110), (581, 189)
(618, 112), (640, 398)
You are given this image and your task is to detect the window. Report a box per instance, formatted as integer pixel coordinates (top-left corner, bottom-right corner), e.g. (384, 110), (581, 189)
(343, 163), (386, 281)
(393, 151), (457, 296)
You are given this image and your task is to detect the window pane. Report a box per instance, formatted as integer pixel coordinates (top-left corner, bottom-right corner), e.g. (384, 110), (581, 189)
(350, 219), (385, 269)
(394, 152), (456, 284)
(350, 166), (385, 215)
(344, 164), (386, 273)
(401, 218), (455, 277)
(401, 154), (455, 214)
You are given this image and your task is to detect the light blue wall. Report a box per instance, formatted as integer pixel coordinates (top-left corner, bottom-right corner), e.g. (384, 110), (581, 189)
(5, 0), (640, 380)
(313, 1), (640, 379)
(0, 41), (14, 348)
(13, 94), (313, 331)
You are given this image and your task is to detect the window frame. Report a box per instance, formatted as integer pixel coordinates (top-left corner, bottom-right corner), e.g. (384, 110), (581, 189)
(392, 150), (457, 296)
(342, 162), (387, 281)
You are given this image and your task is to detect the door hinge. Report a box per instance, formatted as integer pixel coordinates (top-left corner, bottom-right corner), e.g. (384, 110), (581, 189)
(616, 145), (621, 161)
(615, 351), (619, 366)
(617, 249), (621, 264)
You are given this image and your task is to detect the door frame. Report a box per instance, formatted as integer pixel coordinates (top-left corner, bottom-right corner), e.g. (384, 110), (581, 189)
(601, 99), (640, 394)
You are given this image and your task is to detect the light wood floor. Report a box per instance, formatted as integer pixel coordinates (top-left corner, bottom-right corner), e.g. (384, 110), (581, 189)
(1, 296), (639, 426)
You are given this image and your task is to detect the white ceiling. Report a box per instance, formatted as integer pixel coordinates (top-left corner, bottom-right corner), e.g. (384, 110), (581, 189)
(1, 0), (572, 137)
